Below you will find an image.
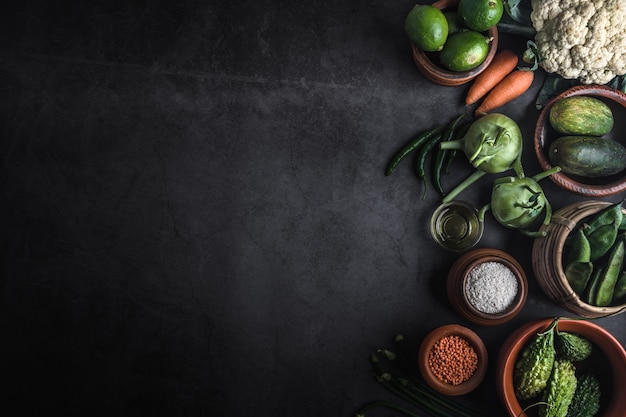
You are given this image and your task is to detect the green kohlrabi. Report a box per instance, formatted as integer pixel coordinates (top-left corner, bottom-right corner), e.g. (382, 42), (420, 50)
(479, 166), (561, 237)
(441, 113), (524, 203)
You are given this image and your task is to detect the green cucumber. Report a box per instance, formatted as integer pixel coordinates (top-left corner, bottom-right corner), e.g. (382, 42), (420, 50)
(548, 136), (626, 178)
(549, 96), (614, 136)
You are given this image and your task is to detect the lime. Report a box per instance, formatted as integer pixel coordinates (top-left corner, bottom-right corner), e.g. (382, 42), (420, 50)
(458, 0), (503, 32)
(439, 31), (490, 72)
(444, 11), (466, 36)
(405, 5), (448, 52)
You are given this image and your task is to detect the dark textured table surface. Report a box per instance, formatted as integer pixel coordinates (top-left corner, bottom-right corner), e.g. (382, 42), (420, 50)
(1, 1), (624, 416)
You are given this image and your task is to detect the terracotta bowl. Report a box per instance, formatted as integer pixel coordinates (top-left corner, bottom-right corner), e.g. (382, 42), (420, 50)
(418, 323), (488, 395)
(497, 318), (626, 417)
(534, 84), (626, 197)
(447, 248), (528, 326)
(532, 201), (626, 317)
(411, 0), (498, 86)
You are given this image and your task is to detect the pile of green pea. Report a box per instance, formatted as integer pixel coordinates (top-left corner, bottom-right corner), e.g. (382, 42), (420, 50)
(563, 202), (626, 306)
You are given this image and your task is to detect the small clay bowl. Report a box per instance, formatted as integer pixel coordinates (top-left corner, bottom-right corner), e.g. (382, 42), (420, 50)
(534, 84), (626, 197)
(411, 0), (498, 86)
(447, 248), (528, 326)
(418, 323), (488, 396)
(497, 318), (626, 417)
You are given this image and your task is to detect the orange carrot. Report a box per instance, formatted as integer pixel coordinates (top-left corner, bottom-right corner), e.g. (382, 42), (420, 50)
(474, 68), (534, 116)
(465, 49), (518, 106)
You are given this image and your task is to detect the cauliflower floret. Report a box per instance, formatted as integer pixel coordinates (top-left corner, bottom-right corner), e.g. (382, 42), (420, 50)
(530, 0), (626, 84)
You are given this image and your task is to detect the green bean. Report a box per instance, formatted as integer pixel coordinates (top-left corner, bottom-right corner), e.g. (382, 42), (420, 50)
(385, 126), (444, 176)
(433, 114), (465, 196)
(415, 132), (444, 198)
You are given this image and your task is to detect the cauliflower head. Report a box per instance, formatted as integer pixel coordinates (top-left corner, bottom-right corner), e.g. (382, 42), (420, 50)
(530, 0), (626, 84)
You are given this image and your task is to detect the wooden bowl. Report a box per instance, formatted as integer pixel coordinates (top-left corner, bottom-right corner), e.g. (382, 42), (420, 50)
(534, 85), (626, 197)
(418, 323), (488, 396)
(496, 318), (626, 417)
(447, 248), (528, 326)
(532, 201), (626, 317)
(411, 0), (498, 86)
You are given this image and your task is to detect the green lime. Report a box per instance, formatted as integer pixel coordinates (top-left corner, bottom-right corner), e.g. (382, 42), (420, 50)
(439, 31), (490, 72)
(458, 0), (503, 32)
(405, 5), (448, 52)
(444, 11), (466, 36)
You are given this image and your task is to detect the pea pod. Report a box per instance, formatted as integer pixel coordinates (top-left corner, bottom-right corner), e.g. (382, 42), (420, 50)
(565, 261), (594, 296)
(586, 222), (619, 262)
(613, 271), (626, 302)
(584, 265), (604, 305)
(594, 236), (625, 306)
(582, 202), (623, 236)
(565, 229), (591, 265)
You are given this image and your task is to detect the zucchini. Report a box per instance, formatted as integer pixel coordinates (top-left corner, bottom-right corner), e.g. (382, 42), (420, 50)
(549, 96), (613, 136)
(548, 136), (626, 178)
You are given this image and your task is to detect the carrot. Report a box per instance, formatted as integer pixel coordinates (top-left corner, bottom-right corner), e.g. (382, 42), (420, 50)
(474, 68), (535, 116)
(465, 49), (518, 106)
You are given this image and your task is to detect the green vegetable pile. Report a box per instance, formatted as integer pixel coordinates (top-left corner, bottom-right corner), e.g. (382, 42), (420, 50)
(563, 202), (626, 306)
(513, 318), (602, 417)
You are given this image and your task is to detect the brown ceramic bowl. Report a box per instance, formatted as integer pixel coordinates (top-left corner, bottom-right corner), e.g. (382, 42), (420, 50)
(418, 323), (488, 395)
(411, 0), (498, 86)
(532, 201), (626, 317)
(447, 248), (528, 326)
(534, 84), (626, 197)
(497, 318), (626, 417)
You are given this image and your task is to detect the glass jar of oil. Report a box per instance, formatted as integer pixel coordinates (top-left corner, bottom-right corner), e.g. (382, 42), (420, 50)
(430, 201), (484, 252)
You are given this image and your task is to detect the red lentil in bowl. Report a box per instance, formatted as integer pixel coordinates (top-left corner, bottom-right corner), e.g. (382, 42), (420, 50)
(418, 324), (488, 396)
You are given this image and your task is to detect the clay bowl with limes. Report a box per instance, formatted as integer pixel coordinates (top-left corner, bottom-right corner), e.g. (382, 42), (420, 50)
(410, 0), (499, 86)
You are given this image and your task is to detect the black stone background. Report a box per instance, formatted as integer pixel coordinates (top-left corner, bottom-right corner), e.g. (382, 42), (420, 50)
(0, 1), (624, 416)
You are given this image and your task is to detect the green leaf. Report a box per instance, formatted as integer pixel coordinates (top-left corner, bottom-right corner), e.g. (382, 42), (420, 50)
(608, 75), (626, 93)
(535, 74), (579, 109)
(502, 0), (533, 26)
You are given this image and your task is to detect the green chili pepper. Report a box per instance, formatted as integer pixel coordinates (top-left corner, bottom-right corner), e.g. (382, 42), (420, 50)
(433, 114), (465, 196)
(444, 120), (471, 175)
(385, 125), (444, 176)
(415, 131), (444, 198)
(595, 237), (625, 306)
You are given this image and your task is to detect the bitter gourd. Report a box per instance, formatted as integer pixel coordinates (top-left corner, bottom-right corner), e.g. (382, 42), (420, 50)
(539, 359), (577, 417)
(556, 330), (593, 362)
(513, 318), (557, 400)
(566, 373), (601, 417)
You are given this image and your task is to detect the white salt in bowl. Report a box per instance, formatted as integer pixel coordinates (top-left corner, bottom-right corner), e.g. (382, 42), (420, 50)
(447, 248), (528, 326)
